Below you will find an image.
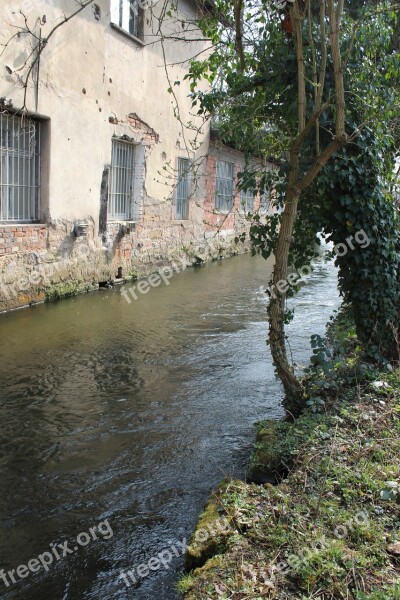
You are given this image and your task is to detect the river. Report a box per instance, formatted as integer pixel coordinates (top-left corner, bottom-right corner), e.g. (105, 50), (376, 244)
(0, 253), (339, 600)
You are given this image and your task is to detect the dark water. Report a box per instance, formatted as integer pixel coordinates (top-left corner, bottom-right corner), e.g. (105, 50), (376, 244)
(0, 253), (339, 600)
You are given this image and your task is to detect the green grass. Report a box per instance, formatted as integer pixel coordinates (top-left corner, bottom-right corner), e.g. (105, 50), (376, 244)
(176, 573), (195, 594)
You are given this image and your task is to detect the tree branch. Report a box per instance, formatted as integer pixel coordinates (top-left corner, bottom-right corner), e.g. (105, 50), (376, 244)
(234, 0), (245, 71)
(328, 0), (346, 139)
(292, 1), (306, 133)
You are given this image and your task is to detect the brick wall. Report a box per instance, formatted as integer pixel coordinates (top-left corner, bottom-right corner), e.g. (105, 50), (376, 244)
(0, 225), (47, 256)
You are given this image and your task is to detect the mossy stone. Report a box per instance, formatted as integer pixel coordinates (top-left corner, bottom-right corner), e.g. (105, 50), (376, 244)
(185, 481), (235, 571)
(247, 419), (290, 483)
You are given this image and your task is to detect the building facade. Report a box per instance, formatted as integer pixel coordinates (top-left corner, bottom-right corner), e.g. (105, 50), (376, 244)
(0, 0), (271, 312)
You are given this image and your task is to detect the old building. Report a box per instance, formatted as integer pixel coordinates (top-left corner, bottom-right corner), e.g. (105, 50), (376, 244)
(0, 0), (272, 312)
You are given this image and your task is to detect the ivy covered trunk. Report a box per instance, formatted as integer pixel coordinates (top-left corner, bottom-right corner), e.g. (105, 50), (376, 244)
(317, 131), (400, 360)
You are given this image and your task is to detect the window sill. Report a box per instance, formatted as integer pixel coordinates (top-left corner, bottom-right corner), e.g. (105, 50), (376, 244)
(110, 23), (145, 46)
(108, 219), (137, 223)
(0, 222), (43, 227)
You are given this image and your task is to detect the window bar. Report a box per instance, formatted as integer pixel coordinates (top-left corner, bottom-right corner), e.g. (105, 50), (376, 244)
(118, 142), (121, 218)
(120, 143), (124, 218)
(113, 141), (116, 219)
(29, 126), (31, 220)
(112, 144), (115, 219)
(0, 112), (2, 219)
(9, 115), (12, 220)
(114, 142), (117, 218)
(112, 143), (115, 218)
(3, 113), (7, 219)
(115, 142), (119, 218)
(113, 142), (117, 218)
(32, 123), (36, 220)
(22, 119), (25, 221)
(12, 115), (16, 220)
(115, 143), (119, 218)
(35, 122), (40, 220)
(27, 122), (31, 222)
(119, 144), (122, 218)
(119, 143), (123, 218)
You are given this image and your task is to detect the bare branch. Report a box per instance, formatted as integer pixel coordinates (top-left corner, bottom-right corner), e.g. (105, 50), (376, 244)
(2, 0), (94, 111)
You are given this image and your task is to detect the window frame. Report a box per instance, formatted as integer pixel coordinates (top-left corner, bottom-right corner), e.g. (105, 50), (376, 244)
(174, 157), (191, 221)
(110, 0), (144, 43)
(108, 138), (136, 222)
(0, 111), (41, 223)
(215, 160), (235, 213)
(240, 188), (255, 213)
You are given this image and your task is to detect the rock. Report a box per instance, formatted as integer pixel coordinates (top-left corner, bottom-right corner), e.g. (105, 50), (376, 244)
(387, 542), (400, 555)
(247, 420), (290, 484)
(371, 381), (389, 389)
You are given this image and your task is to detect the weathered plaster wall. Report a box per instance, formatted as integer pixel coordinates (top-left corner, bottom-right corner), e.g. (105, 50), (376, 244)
(1, 0), (207, 219)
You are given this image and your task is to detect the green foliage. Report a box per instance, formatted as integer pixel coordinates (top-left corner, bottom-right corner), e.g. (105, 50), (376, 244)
(45, 279), (92, 301)
(313, 126), (400, 357)
(310, 333), (332, 374)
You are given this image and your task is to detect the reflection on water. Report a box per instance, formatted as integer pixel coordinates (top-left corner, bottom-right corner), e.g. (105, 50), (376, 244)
(0, 253), (339, 599)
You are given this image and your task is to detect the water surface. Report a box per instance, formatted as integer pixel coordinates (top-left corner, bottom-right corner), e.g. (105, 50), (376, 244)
(0, 253), (339, 599)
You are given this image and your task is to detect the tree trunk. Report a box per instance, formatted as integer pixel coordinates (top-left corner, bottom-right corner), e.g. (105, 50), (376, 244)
(267, 0), (347, 418)
(268, 168), (304, 418)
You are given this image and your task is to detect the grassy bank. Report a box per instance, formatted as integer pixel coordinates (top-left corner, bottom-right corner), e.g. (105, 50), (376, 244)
(179, 310), (400, 599)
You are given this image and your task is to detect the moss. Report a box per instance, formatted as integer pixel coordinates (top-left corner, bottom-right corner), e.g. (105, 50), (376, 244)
(247, 419), (291, 482)
(126, 269), (140, 281)
(176, 572), (195, 595)
(184, 480), (237, 571)
(182, 556), (227, 600)
(45, 280), (96, 302)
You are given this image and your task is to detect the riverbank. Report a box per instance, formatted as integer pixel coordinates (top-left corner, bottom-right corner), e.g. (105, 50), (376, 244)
(179, 309), (400, 599)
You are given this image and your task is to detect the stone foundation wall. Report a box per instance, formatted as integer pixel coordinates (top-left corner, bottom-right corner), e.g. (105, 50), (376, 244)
(0, 214), (245, 313)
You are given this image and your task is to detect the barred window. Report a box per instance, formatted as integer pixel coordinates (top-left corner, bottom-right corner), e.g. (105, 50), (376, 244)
(108, 139), (136, 221)
(215, 160), (234, 212)
(240, 188), (255, 213)
(0, 112), (40, 222)
(175, 158), (191, 220)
